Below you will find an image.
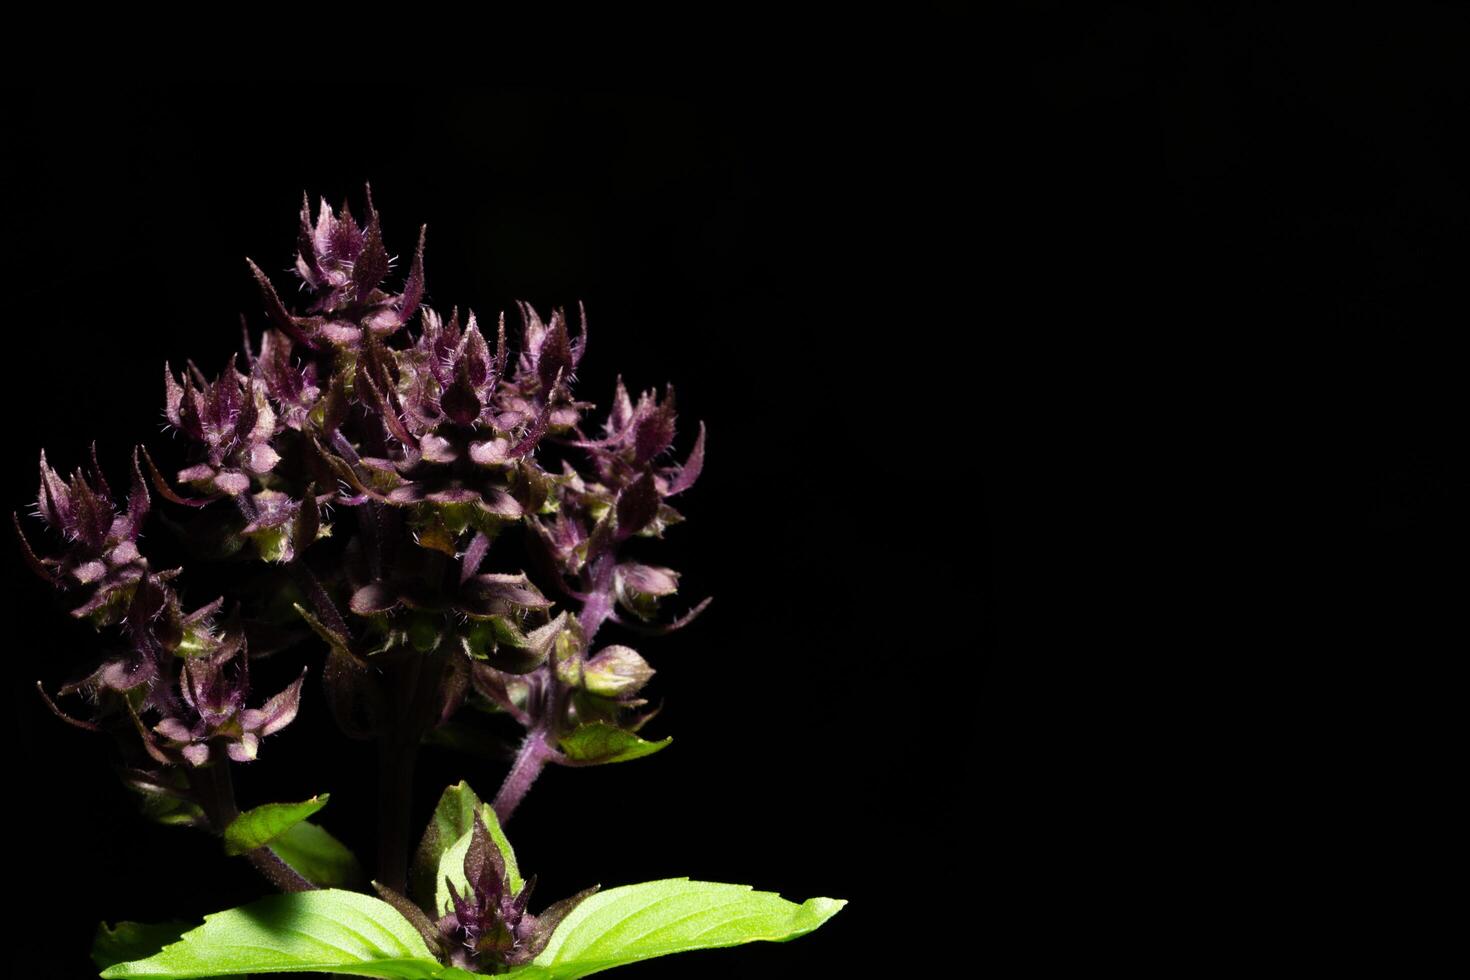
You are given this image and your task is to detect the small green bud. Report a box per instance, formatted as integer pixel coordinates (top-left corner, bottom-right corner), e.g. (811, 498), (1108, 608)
(582, 645), (655, 697)
(248, 524), (291, 562)
(175, 626), (218, 658)
(553, 627), (584, 688)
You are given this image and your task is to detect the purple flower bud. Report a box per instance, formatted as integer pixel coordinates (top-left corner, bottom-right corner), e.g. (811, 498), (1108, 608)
(163, 357), (280, 497)
(254, 185), (427, 349)
(245, 328), (321, 431)
(435, 813), (596, 972)
(148, 632), (306, 767)
(21, 447), (152, 624)
(613, 562), (680, 623)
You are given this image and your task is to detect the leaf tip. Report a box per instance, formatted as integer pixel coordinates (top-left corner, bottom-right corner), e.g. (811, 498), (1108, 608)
(803, 895), (848, 921)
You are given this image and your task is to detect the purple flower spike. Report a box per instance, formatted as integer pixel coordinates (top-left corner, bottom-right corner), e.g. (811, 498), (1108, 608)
(24, 447), (152, 624)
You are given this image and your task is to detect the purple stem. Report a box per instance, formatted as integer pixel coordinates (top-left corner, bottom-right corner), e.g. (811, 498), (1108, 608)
(492, 555), (619, 823)
(331, 430), (382, 578)
(247, 842), (318, 893)
(573, 551), (618, 648)
(492, 729), (555, 824)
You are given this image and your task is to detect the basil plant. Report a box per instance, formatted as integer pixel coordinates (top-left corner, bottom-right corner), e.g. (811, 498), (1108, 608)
(21, 187), (843, 978)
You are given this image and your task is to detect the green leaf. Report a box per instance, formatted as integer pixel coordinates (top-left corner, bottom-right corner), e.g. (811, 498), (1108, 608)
(415, 782), (523, 914)
(411, 780), (476, 907)
(505, 879), (846, 979)
(92, 922), (193, 970)
(97, 889), (443, 979)
(222, 795), (329, 856)
(558, 723), (671, 765)
(268, 820), (365, 888)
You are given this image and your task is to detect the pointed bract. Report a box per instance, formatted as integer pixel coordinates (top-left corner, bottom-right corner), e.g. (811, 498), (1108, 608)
(429, 811), (596, 971)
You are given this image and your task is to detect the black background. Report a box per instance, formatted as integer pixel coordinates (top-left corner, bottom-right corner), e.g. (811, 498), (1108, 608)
(997, 7), (1470, 955)
(6, 85), (968, 976)
(18, 7), (1470, 974)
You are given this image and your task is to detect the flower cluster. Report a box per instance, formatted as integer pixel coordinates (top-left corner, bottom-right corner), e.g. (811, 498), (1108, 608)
(373, 811), (596, 974)
(436, 814), (595, 972)
(12, 185), (860, 980)
(21, 451), (303, 778)
(24, 185), (706, 845)
(20, 448), (151, 623)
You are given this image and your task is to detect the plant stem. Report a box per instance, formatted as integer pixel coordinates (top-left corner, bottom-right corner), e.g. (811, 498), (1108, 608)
(492, 728), (552, 824)
(194, 755), (239, 828)
(330, 430), (383, 579)
(376, 648), (432, 893)
(246, 844), (317, 893)
(578, 554), (617, 647)
(376, 736), (417, 893)
(491, 557), (618, 823)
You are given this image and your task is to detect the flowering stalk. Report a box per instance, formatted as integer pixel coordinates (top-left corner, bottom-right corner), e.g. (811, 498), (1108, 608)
(24, 185), (706, 892)
(22, 187), (848, 980)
